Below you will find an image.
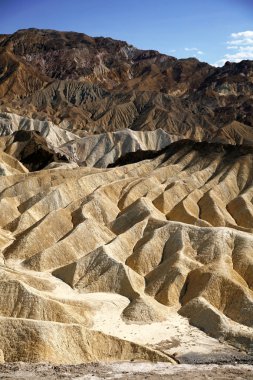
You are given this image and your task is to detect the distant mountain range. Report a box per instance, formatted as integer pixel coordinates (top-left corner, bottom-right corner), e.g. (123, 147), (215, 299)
(0, 28), (253, 146)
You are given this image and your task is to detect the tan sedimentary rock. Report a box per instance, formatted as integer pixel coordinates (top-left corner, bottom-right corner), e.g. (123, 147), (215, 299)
(0, 112), (182, 169)
(0, 317), (173, 364)
(0, 141), (252, 363)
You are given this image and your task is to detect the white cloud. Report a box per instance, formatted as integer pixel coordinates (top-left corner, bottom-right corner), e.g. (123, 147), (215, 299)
(185, 47), (198, 51)
(214, 30), (253, 66)
(169, 49), (176, 53)
(237, 45), (253, 52)
(214, 58), (227, 67)
(224, 51), (253, 60)
(185, 47), (204, 55)
(227, 38), (253, 46)
(231, 31), (253, 38)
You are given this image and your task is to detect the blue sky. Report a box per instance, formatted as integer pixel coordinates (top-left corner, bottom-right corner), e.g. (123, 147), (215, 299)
(1, 0), (253, 66)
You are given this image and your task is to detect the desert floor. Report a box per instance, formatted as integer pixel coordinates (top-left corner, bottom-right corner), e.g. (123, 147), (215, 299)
(0, 362), (253, 379)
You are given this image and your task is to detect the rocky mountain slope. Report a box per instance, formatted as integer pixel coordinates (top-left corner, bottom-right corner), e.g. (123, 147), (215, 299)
(0, 28), (253, 365)
(1, 29), (253, 143)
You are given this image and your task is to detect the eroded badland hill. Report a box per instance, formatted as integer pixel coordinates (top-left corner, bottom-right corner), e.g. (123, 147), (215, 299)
(0, 29), (252, 370)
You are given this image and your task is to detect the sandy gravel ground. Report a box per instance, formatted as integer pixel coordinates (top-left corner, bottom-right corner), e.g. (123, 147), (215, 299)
(80, 292), (252, 363)
(0, 362), (253, 379)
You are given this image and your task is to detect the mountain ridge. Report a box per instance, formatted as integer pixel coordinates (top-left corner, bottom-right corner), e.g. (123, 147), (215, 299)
(0, 28), (252, 142)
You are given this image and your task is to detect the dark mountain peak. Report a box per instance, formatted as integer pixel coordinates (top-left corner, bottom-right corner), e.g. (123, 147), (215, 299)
(0, 27), (252, 144)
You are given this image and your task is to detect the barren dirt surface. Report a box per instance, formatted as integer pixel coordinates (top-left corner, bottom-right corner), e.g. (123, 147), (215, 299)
(0, 362), (253, 379)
